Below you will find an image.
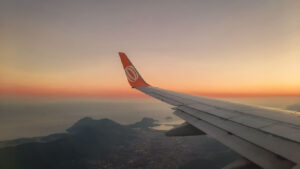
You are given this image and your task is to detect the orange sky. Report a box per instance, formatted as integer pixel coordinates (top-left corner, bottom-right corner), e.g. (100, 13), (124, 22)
(1, 0), (300, 98)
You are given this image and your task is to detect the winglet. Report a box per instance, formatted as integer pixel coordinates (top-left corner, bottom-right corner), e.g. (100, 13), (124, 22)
(119, 52), (149, 88)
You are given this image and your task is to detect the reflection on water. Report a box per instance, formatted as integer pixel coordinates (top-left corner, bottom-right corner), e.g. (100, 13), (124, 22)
(0, 96), (299, 141)
(152, 120), (184, 130)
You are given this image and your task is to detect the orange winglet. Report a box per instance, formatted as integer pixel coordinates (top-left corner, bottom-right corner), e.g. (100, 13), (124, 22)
(119, 52), (149, 88)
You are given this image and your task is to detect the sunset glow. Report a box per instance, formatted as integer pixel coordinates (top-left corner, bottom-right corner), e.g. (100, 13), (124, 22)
(1, 0), (300, 98)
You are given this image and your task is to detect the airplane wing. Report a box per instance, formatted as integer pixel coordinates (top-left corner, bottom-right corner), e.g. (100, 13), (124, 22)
(119, 52), (300, 169)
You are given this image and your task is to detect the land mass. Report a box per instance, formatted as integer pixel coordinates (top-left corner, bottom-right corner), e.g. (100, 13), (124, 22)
(0, 117), (238, 169)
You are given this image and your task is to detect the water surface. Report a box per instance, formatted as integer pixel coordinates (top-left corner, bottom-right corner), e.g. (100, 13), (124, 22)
(0, 96), (299, 141)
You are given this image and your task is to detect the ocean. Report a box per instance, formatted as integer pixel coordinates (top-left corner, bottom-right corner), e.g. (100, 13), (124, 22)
(0, 96), (299, 141)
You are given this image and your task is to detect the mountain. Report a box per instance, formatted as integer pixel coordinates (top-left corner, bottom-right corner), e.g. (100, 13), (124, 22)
(0, 133), (68, 149)
(0, 117), (238, 169)
(128, 117), (159, 129)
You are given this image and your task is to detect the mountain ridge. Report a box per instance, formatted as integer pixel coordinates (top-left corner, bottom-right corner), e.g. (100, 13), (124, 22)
(0, 117), (238, 169)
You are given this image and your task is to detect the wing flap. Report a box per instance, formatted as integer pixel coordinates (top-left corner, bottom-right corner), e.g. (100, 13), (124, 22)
(262, 124), (300, 143)
(174, 109), (294, 169)
(177, 105), (300, 163)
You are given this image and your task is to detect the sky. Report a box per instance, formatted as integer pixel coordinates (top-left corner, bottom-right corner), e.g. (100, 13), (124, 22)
(1, 0), (300, 98)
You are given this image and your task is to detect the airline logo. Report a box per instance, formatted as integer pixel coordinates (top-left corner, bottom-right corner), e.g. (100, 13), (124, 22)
(125, 66), (139, 82)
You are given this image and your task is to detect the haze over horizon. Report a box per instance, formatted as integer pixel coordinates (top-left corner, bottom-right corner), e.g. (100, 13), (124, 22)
(1, 0), (300, 98)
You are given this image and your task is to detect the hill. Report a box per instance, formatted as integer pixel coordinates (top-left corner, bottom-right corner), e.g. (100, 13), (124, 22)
(0, 117), (238, 169)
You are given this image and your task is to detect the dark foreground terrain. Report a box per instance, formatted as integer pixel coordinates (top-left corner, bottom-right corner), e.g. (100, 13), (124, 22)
(0, 117), (238, 169)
